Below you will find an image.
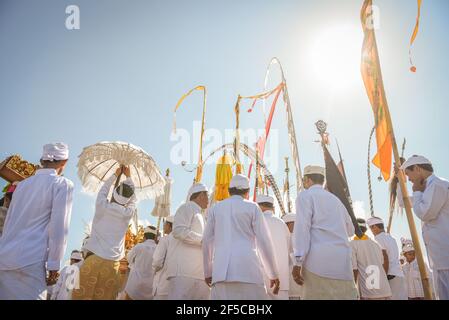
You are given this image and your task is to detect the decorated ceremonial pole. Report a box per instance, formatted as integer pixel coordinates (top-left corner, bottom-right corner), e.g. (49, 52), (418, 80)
(284, 157), (292, 212)
(387, 138), (406, 233)
(361, 0), (431, 299)
(264, 58), (304, 193)
(173, 85), (207, 183)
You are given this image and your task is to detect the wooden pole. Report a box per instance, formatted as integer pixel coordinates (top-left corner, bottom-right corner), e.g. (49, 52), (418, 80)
(195, 88), (207, 183)
(373, 37), (432, 299)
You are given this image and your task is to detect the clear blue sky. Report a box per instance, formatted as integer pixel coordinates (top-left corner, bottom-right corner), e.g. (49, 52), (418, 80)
(1, 0), (448, 263)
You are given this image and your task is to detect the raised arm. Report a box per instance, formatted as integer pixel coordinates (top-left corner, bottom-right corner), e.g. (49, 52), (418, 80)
(96, 175), (116, 209)
(413, 182), (448, 222)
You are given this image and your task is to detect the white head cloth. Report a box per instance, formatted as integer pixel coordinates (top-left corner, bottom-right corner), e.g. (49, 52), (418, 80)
(401, 155), (432, 170)
(256, 194), (275, 205)
(71, 252), (83, 261)
(304, 165), (325, 177)
(165, 215), (174, 224)
(282, 213), (296, 223)
(401, 237), (415, 253)
(41, 143), (69, 161)
(186, 183), (208, 201)
(229, 174), (250, 190)
(144, 226), (157, 235)
(367, 216), (384, 227)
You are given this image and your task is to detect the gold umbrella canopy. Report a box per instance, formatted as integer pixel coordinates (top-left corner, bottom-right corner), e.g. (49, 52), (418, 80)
(77, 141), (166, 200)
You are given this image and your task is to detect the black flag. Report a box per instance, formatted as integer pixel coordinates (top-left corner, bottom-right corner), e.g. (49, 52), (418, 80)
(322, 145), (363, 238)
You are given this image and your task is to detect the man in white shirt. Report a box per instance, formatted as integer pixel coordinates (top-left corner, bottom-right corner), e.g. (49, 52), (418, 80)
(202, 174), (280, 300)
(281, 213), (303, 300)
(51, 251), (84, 300)
(367, 216), (407, 300)
(401, 155), (449, 300)
(124, 226), (158, 300)
(350, 218), (391, 300)
(73, 166), (136, 300)
(152, 215), (174, 300)
(167, 183), (210, 300)
(292, 165), (357, 300)
(256, 194), (291, 300)
(401, 238), (434, 300)
(0, 143), (73, 300)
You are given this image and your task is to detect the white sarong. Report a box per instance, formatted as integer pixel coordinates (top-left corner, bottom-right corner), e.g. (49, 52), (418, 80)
(167, 276), (210, 300)
(0, 262), (47, 300)
(389, 276), (408, 300)
(211, 282), (269, 300)
(436, 269), (449, 300)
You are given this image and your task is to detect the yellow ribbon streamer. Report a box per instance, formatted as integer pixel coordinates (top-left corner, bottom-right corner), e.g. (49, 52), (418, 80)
(409, 0), (423, 72)
(173, 85), (207, 182)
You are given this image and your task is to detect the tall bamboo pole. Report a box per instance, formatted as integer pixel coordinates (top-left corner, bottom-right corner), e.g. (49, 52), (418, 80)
(195, 88), (207, 183)
(371, 28), (432, 300)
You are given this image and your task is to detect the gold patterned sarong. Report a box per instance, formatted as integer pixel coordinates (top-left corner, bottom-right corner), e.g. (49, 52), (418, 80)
(72, 254), (120, 300)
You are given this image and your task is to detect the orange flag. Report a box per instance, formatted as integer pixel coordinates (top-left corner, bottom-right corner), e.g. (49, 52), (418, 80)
(360, 0), (392, 181)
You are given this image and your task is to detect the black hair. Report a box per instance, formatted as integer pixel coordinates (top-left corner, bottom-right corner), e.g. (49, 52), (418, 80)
(144, 233), (157, 240)
(228, 187), (250, 196)
(144, 226), (157, 240)
(258, 202), (274, 209)
(304, 174), (325, 185)
(40, 159), (66, 166)
(115, 183), (134, 199)
(356, 218), (367, 233)
(374, 223), (385, 231)
(190, 191), (207, 201)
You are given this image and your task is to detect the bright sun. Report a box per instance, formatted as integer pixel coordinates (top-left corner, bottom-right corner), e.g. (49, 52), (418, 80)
(309, 24), (363, 91)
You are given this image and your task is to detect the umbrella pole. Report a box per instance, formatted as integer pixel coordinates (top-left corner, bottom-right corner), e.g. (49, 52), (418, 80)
(156, 216), (162, 240)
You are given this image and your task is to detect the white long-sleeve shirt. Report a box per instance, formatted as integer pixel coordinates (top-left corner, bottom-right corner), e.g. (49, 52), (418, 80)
(167, 201), (205, 280)
(0, 169), (74, 271)
(293, 185), (355, 281)
(84, 175), (136, 261)
(202, 195), (278, 285)
(350, 236), (392, 299)
(403, 258), (433, 299)
(125, 239), (157, 300)
(152, 234), (174, 296)
(412, 174), (449, 270)
(374, 232), (404, 278)
(51, 261), (83, 300)
(263, 211), (291, 292)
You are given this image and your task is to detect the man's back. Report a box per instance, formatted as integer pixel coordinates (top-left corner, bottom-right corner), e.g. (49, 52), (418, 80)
(0, 169), (73, 270)
(263, 212), (291, 292)
(203, 195), (277, 285)
(84, 175), (135, 261)
(126, 240), (157, 299)
(295, 185), (354, 280)
(350, 237), (391, 299)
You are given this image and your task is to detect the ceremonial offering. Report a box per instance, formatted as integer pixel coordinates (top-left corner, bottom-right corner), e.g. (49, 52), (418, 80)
(0, 155), (39, 182)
